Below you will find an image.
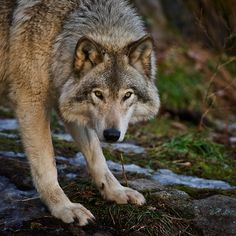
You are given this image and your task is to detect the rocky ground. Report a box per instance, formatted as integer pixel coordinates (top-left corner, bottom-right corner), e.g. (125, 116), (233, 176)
(0, 107), (236, 236)
(1, 0), (236, 235)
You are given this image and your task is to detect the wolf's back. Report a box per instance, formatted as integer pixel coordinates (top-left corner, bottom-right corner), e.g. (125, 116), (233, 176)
(0, 0), (147, 85)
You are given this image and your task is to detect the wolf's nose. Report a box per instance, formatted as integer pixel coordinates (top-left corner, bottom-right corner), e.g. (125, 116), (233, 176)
(103, 128), (120, 142)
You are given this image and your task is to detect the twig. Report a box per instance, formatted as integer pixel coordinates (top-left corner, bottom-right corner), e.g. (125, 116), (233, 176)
(199, 56), (236, 128)
(109, 207), (116, 225)
(15, 196), (40, 202)
(120, 154), (128, 187)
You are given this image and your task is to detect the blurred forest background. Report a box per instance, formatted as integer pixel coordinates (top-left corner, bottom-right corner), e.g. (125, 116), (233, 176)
(132, 0), (236, 146)
(134, 0), (236, 119)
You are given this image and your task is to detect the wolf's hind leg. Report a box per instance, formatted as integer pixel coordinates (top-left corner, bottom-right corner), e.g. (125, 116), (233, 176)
(16, 102), (94, 225)
(65, 122), (146, 205)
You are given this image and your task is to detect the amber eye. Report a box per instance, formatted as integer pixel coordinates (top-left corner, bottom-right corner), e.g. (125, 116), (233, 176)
(94, 90), (103, 100)
(123, 91), (133, 100)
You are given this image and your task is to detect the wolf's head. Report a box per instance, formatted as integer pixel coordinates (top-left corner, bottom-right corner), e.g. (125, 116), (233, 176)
(59, 35), (160, 142)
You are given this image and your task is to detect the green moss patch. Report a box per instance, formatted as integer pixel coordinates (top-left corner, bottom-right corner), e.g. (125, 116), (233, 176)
(0, 107), (15, 118)
(0, 134), (23, 153)
(104, 132), (236, 186)
(152, 133), (236, 185)
(61, 180), (199, 236)
(176, 185), (236, 199)
(157, 65), (205, 111)
(53, 138), (79, 157)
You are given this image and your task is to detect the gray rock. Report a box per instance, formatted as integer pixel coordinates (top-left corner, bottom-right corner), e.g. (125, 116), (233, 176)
(0, 132), (18, 139)
(93, 233), (113, 236)
(102, 142), (146, 155)
(193, 195), (236, 236)
(0, 176), (44, 228)
(153, 189), (190, 201)
(53, 136), (147, 155)
(107, 160), (152, 176)
(230, 137), (236, 144)
(128, 178), (164, 191)
(53, 133), (73, 142)
(69, 152), (86, 167)
(216, 121), (236, 132)
(128, 232), (148, 236)
(153, 169), (235, 189)
(0, 119), (18, 131)
(151, 188), (193, 219)
(0, 151), (25, 158)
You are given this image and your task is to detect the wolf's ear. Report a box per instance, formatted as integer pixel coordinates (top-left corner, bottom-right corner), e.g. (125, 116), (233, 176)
(127, 35), (153, 78)
(74, 37), (103, 75)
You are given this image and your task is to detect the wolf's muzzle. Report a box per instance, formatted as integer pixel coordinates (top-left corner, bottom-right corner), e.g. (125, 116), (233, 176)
(103, 128), (120, 142)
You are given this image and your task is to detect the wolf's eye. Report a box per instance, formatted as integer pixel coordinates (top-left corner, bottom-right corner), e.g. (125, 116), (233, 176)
(94, 90), (103, 100)
(123, 91), (133, 100)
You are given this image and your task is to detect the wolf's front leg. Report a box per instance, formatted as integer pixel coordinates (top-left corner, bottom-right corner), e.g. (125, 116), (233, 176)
(66, 122), (145, 205)
(16, 103), (94, 225)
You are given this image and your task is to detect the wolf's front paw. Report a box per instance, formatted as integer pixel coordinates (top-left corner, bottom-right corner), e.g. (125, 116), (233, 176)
(103, 186), (146, 205)
(51, 202), (95, 226)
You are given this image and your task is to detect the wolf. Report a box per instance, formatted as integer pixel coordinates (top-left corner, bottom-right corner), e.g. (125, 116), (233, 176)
(0, 0), (160, 225)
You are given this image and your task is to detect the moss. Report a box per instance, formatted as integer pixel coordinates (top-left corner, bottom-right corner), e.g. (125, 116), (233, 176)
(176, 185), (236, 199)
(2, 129), (19, 135)
(0, 130), (78, 158)
(53, 138), (79, 157)
(61, 180), (200, 236)
(151, 133), (236, 185)
(0, 134), (23, 153)
(128, 116), (173, 138)
(15, 179), (201, 236)
(157, 65), (205, 111)
(50, 111), (65, 133)
(103, 132), (236, 186)
(0, 107), (15, 118)
(0, 133), (79, 158)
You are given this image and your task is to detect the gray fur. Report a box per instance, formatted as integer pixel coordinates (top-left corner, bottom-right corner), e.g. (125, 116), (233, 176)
(0, 0), (160, 224)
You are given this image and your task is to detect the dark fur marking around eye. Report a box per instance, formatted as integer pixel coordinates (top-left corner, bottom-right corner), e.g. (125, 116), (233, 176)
(130, 86), (149, 103)
(74, 82), (100, 103)
(74, 92), (88, 103)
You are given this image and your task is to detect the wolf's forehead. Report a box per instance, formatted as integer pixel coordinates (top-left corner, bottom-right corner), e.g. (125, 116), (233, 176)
(102, 65), (130, 92)
(84, 53), (148, 96)
(102, 71), (149, 101)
